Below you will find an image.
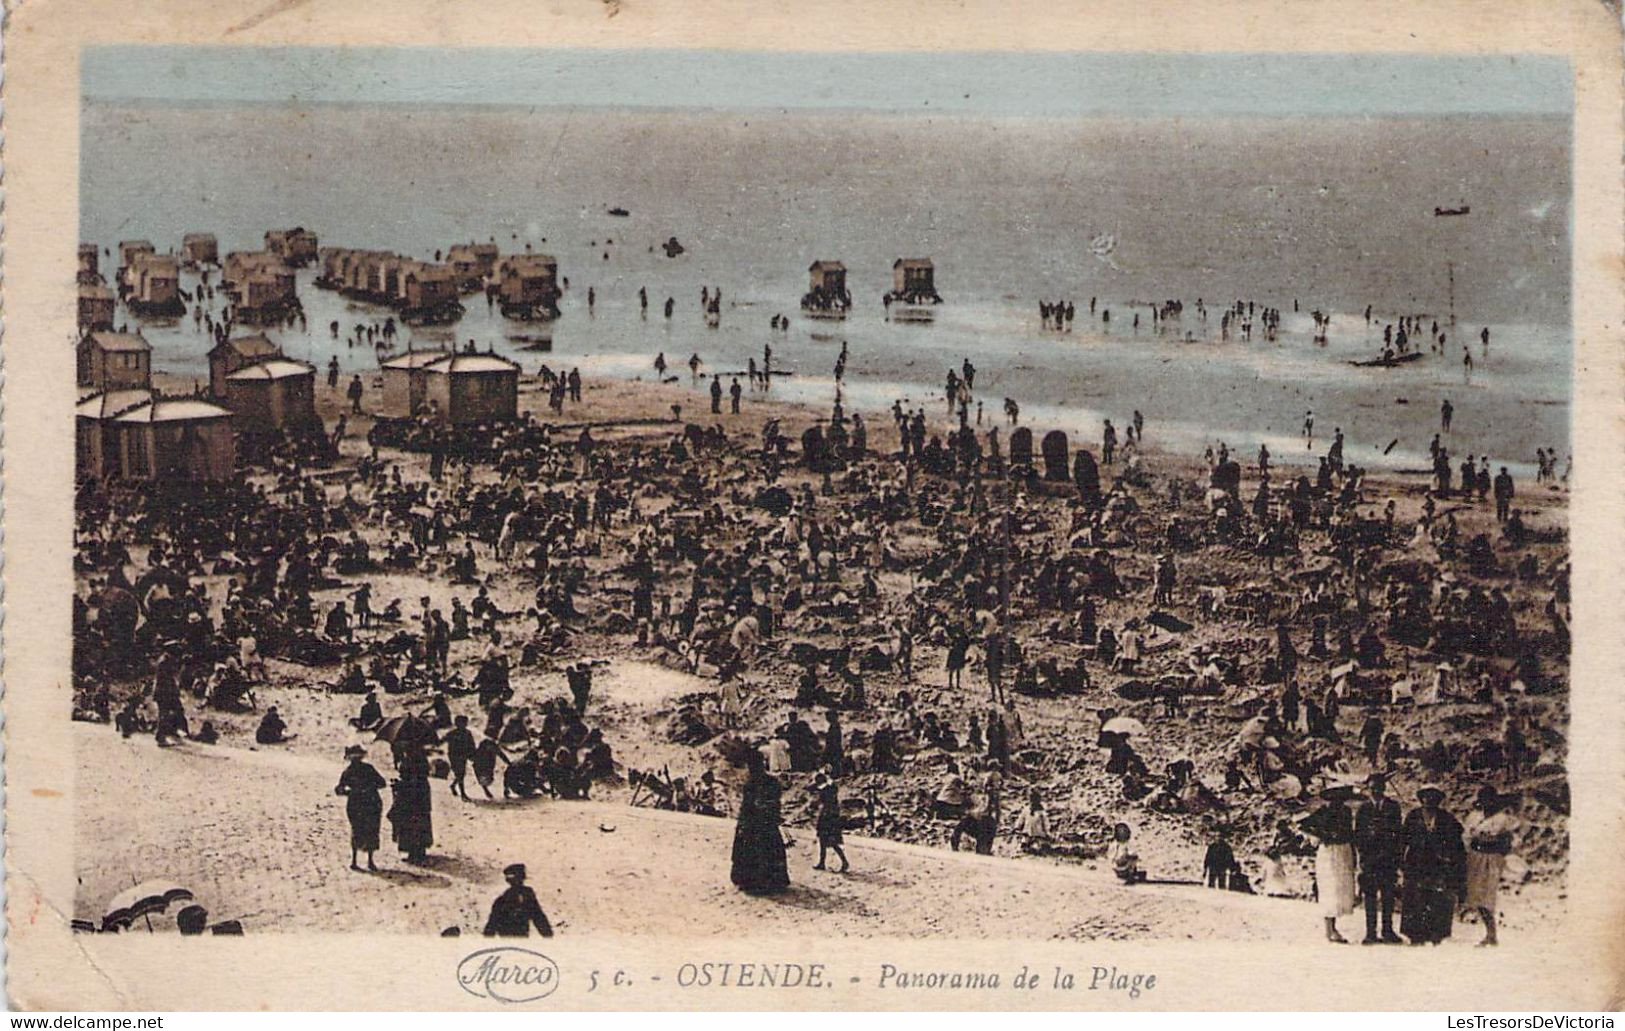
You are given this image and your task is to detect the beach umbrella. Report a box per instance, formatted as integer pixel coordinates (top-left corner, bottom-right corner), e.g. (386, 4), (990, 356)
(102, 881), (194, 931)
(373, 714), (431, 745)
(1100, 716), (1146, 738)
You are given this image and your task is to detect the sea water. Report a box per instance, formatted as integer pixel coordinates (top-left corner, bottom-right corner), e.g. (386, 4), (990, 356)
(80, 103), (1572, 474)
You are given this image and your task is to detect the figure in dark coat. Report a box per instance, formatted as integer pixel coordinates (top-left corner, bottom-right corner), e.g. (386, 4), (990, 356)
(730, 750), (790, 895)
(483, 864), (554, 937)
(1354, 773), (1405, 943)
(1401, 785), (1466, 944)
(388, 754), (434, 863)
(335, 746), (385, 870)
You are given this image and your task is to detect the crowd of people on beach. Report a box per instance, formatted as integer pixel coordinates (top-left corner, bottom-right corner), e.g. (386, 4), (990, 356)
(76, 261), (1570, 943)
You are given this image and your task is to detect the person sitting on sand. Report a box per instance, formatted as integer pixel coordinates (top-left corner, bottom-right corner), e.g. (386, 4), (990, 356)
(255, 706), (292, 745)
(1019, 788), (1053, 853)
(349, 691), (383, 731)
(484, 863), (554, 938)
(1109, 822), (1145, 883)
(933, 761), (971, 820)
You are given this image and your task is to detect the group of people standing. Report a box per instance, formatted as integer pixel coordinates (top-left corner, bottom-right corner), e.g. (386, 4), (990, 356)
(1302, 775), (1517, 947)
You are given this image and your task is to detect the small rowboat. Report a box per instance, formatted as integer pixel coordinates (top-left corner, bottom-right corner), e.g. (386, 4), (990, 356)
(1349, 352), (1425, 368)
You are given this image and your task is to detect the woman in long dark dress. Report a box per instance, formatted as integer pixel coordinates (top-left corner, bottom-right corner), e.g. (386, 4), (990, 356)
(388, 751), (434, 864)
(731, 750), (790, 894)
(1401, 784), (1466, 945)
(335, 745), (386, 871)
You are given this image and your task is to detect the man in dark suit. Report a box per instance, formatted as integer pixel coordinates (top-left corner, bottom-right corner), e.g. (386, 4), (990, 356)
(1354, 773), (1405, 944)
(483, 864), (554, 938)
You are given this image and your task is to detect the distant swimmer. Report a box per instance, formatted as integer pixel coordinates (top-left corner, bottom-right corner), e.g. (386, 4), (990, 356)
(1303, 411), (1314, 449)
(1441, 398), (1453, 432)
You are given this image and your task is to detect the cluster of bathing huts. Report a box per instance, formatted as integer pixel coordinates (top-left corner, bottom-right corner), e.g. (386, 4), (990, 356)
(75, 226), (527, 482)
(316, 245), (561, 324)
(802, 257), (944, 320)
(78, 227), (318, 330)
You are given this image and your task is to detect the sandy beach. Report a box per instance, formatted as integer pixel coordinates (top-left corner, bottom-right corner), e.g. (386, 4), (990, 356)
(75, 365), (1570, 941)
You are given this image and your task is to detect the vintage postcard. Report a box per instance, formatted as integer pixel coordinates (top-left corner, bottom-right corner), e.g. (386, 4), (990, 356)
(4, 0), (1623, 1012)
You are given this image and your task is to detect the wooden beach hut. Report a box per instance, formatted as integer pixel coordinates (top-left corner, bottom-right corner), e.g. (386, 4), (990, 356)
(419, 352), (521, 425)
(111, 398), (236, 481)
(802, 260), (852, 316)
(498, 254), (561, 320)
(79, 243), (101, 285)
(77, 331), (152, 391)
(182, 233), (219, 267)
(315, 248), (349, 289)
(126, 254), (185, 316)
(75, 389), (154, 480)
(381, 349), (453, 417)
(208, 332), (283, 397)
(78, 284), (116, 334)
(370, 254), (408, 304)
(265, 227), (319, 267)
(446, 242), (500, 291)
(117, 240), (155, 284)
(808, 260), (848, 296)
(892, 258), (935, 296)
(889, 258), (942, 303)
(399, 262), (464, 324)
(236, 267), (299, 323)
(223, 358), (319, 434)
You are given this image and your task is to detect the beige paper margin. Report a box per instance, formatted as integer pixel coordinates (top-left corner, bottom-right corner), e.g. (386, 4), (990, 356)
(3, 0), (1622, 1011)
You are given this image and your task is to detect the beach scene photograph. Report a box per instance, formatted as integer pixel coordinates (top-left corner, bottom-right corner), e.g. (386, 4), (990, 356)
(70, 46), (1572, 946)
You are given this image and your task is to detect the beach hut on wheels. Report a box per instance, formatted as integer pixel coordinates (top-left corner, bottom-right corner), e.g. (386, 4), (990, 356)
(76, 389), (154, 480)
(117, 240), (155, 284)
(381, 349), (453, 416)
(78, 284), (116, 334)
(399, 262), (465, 325)
(224, 359), (319, 435)
(126, 254), (185, 317)
(446, 242), (500, 291)
(265, 227), (319, 267)
(111, 398), (236, 481)
(315, 248), (348, 290)
(237, 267), (300, 324)
(77, 331), (152, 391)
(889, 258), (941, 303)
(801, 260), (851, 317)
(79, 243), (101, 285)
(884, 257), (943, 321)
(223, 252), (299, 322)
(182, 233), (219, 268)
(369, 254), (408, 305)
(208, 332), (284, 397)
(497, 254), (561, 320)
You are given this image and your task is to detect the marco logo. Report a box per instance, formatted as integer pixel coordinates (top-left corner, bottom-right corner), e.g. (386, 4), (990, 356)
(457, 947), (561, 1004)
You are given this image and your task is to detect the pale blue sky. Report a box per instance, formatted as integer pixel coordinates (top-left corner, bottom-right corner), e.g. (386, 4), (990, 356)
(82, 47), (1571, 118)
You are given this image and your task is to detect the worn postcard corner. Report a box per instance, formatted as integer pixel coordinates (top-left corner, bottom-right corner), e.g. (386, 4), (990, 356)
(3, 0), (1624, 1013)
